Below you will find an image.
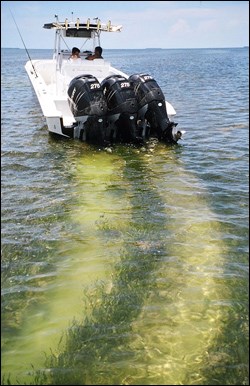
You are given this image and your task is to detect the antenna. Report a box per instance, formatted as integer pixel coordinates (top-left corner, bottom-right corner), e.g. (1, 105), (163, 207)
(9, 8), (38, 78)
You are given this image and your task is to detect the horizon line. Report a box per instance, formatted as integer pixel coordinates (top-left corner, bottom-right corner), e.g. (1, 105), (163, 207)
(1, 46), (248, 50)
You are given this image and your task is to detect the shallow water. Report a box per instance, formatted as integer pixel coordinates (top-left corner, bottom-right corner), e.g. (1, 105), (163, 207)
(1, 47), (249, 385)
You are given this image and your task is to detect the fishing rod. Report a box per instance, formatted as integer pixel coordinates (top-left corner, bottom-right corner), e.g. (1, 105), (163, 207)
(9, 9), (38, 78)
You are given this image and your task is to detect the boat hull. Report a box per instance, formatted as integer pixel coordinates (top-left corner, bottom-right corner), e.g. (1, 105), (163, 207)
(25, 58), (180, 145)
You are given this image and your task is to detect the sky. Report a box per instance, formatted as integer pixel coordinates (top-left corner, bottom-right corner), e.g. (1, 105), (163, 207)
(1, 1), (249, 49)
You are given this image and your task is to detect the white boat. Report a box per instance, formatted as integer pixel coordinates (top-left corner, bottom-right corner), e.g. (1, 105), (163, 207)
(25, 16), (184, 145)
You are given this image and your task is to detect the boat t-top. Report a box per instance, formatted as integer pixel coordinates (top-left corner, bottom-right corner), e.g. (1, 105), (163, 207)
(25, 15), (184, 145)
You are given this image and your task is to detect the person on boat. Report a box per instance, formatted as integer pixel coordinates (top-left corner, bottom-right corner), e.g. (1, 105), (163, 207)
(85, 46), (103, 60)
(69, 47), (81, 61)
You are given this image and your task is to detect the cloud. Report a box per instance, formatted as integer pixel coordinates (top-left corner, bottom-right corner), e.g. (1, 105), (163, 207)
(1, 1), (249, 49)
(168, 19), (192, 37)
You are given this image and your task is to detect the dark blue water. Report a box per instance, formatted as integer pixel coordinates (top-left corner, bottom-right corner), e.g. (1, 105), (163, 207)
(1, 47), (249, 385)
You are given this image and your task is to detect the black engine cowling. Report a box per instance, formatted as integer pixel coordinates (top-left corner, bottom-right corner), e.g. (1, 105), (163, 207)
(67, 75), (108, 144)
(129, 73), (178, 142)
(101, 75), (137, 115)
(68, 74), (107, 118)
(101, 75), (142, 143)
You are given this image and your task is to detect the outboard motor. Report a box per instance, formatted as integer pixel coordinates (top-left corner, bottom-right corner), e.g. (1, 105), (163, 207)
(129, 73), (179, 143)
(101, 75), (142, 144)
(67, 75), (107, 145)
